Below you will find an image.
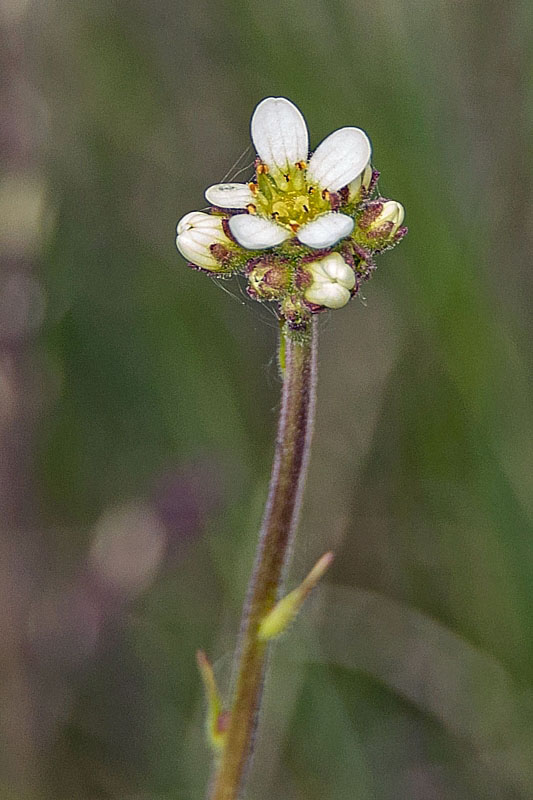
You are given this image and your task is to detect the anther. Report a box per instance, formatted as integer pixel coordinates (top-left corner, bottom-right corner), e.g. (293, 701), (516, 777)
(303, 204), (309, 213)
(246, 203), (257, 214)
(322, 189), (330, 201)
(289, 222), (300, 233)
(284, 174), (290, 183)
(296, 161), (307, 170)
(248, 182), (258, 194)
(308, 186), (315, 195)
(257, 163), (269, 174)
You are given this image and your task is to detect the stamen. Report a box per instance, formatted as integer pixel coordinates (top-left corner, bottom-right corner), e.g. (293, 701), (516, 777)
(246, 204), (257, 214)
(321, 189), (330, 201)
(248, 182), (258, 194)
(284, 174), (290, 183)
(308, 186), (315, 194)
(257, 163), (269, 174)
(289, 222), (300, 233)
(303, 204), (309, 213)
(295, 161), (307, 170)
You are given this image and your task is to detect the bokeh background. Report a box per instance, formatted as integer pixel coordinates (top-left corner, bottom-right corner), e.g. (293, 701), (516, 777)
(1, 0), (533, 798)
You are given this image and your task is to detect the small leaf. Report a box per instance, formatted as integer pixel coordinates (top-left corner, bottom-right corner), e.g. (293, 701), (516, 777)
(196, 650), (228, 754)
(258, 552), (334, 641)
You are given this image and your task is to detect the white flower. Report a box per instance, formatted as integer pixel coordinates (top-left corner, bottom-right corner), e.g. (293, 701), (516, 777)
(205, 97), (371, 251)
(374, 200), (405, 235)
(175, 211), (232, 269)
(304, 253), (355, 309)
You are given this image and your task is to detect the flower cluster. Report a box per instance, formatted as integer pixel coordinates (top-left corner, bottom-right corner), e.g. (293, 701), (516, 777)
(176, 97), (406, 335)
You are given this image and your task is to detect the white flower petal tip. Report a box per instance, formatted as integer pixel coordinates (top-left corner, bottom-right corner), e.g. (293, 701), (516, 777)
(176, 211), (230, 269)
(251, 97), (309, 171)
(379, 200), (405, 234)
(297, 212), (354, 249)
(205, 182), (255, 209)
(307, 127), (372, 192)
(304, 253), (355, 309)
(228, 213), (290, 250)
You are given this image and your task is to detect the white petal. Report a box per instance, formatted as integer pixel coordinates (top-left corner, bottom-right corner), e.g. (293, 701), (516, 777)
(251, 97), (309, 171)
(305, 281), (351, 309)
(228, 213), (290, 250)
(307, 127), (372, 191)
(297, 212), (354, 249)
(205, 182), (255, 209)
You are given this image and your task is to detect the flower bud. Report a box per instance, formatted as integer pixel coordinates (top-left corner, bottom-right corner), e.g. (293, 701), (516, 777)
(303, 252), (355, 310)
(372, 200), (405, 234)
(347, 163), (373, 202)
(354, 199), (406, 252)
(176, 211), (234, 270)
(246, 257), (290, 300)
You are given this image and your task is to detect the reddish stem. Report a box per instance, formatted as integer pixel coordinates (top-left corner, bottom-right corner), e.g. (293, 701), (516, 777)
(209, 320), (318, 800)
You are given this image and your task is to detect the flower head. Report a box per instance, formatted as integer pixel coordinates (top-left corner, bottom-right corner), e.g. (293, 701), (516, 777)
(176, 97), (406, 334)
(208, 98), (370, 250)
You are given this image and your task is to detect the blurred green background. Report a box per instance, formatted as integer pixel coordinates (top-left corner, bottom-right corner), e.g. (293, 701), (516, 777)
(1, 0), (533, 798)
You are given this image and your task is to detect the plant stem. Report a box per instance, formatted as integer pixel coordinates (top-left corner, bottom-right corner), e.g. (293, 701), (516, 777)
(209, 318), (318, 800)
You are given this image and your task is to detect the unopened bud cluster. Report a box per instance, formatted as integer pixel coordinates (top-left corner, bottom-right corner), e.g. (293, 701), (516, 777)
(176, 98), (406, 335)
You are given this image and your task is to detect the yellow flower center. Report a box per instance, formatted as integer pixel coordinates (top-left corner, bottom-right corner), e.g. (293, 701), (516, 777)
(250, 163), (331, 233)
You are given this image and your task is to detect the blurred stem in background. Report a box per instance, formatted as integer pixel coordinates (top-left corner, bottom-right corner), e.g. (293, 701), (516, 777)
(210, 321), (317, 800)
(0, 14), (49, 798)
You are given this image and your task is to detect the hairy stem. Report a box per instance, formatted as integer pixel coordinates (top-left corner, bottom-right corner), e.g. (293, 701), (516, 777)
(210, 319), (318, 800)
